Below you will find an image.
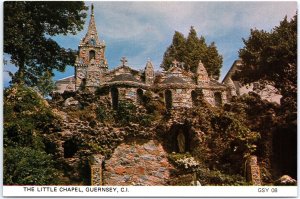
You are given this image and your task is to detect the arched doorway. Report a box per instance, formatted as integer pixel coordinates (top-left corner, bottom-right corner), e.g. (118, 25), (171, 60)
(111, 87), (119, 110)
(136, 88), (143, 104)
(165, 90), (173, 110)
(214, 92), (222, 107)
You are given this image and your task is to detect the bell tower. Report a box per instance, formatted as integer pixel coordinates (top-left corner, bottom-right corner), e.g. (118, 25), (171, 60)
(75, 4), (108, 90)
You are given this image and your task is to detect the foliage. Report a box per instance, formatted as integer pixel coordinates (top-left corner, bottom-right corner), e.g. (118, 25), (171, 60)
(234, 14), (297, 179)
(235, 15), (297, 112)
(94, 104), (115, 125)
(209, 112), (260, 173)
(196, 167), (248, 186)
(4, 1), (87, 86)
(4, 147), (61, 185)
(142, 91), (166, 117)
(168, 152), (248, 185)
(161, 26), (223, 78)
(4, 84), (62, 185)
(168, 153), (199, 172)
(161, 31), (187, 70)
(4, 85), (59, 148)
(114, 101), (138, 125)
(35, 70), (56, 97)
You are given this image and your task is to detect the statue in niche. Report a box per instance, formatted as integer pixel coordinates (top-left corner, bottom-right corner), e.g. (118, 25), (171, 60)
(177, 131), (186, 153)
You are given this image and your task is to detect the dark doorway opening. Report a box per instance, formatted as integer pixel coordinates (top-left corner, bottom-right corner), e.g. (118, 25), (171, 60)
(63, 139), (78, 158)
(191, 90), (197, 106)
(165, 89), (173, 110)
(273, 126), (297, 179)
(111, 87), (119, 110)
(214, 92), (222, 107)
(137, 88), (143, 104)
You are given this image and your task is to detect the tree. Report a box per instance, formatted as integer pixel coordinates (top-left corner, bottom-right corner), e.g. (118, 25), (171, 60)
(185, 26), (203, 72)
(4, 85), (59, 149)
(161, 31), (186, 71)
(203, 42), (223, 78)
(4, 84), (63, 185)
(4, 1), (87, 86)
(161, 26), (223, 79)
(36, 70), (56, 97)
(235, 15), (297, 111)
(234, 14), (297, 179)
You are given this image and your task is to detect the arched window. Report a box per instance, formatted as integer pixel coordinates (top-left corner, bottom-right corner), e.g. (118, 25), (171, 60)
(165, 90), (173, 110)
(214, 92), (222, 107)
(89, 50), (96, 61)
(111, 87), (119, 110)
(89, 38), (96, 46)
(136, 88), (143, 104)
(191, 90), (197, 106)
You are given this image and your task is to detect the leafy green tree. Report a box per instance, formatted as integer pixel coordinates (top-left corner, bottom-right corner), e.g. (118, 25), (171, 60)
(203, 42), (223, 78)
(36, 70), (56, 97)
(161, 31), (186, 71)
(4, 85), (59, 148)
(185, 26), (203, 72)
(4, 1), (87, 86)
(235, 15), (297, 111)
(4, 147), (61, 185)
(161, 26), (223, 79)
(4, 84), (62, 185)
(235, 16), (297, 178)
(210, 112), (260, 173)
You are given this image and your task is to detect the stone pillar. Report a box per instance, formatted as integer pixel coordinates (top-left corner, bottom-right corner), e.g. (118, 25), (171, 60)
(246, 155), (262, 185)
(221, 91), (227, 104)
(90, 154), (104, 185)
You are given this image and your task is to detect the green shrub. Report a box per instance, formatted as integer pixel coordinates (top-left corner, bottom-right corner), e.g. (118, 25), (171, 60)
(196, 167), (248, 186)
(4, 147), (61, 185)
(4, 85), (58, 149)
(114, 101), (137, 125)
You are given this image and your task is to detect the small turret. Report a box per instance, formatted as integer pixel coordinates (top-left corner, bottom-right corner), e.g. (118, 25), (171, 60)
(144, 59), (154, 85)
(196, 60), (209, 85)
(224, 77), (237, 97)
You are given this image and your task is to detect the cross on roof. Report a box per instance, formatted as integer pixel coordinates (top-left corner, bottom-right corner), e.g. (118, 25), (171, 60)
(172, 59), (179, 67)
(120, 57), (128, 66)
(91, 3), (94, 16)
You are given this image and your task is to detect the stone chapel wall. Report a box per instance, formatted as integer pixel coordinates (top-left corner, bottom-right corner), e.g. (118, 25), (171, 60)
(103, 139), (173, 185)
(171, 88), (193, 108)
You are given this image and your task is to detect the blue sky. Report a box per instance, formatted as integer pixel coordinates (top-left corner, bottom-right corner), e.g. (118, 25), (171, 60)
(3, 1), (297, 86)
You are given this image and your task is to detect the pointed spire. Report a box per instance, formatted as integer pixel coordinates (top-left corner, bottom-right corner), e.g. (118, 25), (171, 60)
(80, 4), (102, 47)
(196, 60), (208, 76)
(196, 60), (210, 85)
(145, 58), (154, 70)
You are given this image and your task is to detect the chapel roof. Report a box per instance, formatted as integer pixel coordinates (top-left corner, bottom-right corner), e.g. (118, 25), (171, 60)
(162, 76), (186, 84)
(222, 59), (243, 83)
(55, 76), (75, 84)
(109, 74), (140, 82)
